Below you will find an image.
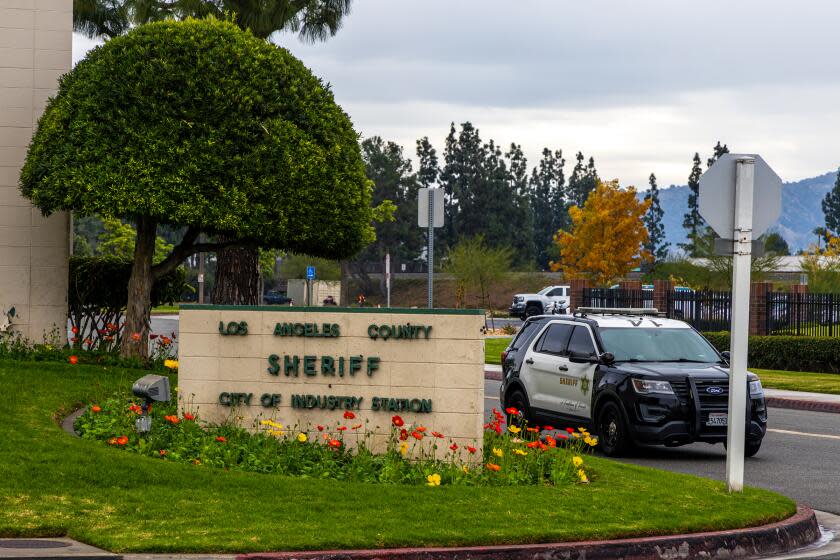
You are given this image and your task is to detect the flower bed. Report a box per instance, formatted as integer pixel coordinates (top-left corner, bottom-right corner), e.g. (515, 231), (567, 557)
(76, 397), (597, 487)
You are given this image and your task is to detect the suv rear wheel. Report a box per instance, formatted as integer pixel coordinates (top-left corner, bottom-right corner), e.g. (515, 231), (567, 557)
(505, 389), (534, 425)
(596, 401), (632, 457)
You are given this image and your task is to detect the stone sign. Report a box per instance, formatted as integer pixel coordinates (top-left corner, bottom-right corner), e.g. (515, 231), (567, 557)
(178, 305), (486, 452)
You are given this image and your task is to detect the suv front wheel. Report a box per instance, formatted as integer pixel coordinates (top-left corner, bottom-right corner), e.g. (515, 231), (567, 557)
(596, 401), (632, 457)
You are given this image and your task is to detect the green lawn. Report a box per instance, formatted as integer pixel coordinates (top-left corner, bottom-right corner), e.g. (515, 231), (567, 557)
(0, 360), (795, 553)
(754, 369), (840, 395)
(485, 337), (512, 365)
(150, 304), (180, 315)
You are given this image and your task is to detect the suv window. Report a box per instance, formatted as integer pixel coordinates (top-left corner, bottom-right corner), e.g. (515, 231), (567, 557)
(535, 323), (574, 355)
(547, 288), (564, 297)
(567, 326), (596, 357)
(510, 320), (541, 350)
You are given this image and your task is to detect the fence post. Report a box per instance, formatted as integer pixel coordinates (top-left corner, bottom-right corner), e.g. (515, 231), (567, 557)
(749, 282), (771, 336)
(569, 278), (590, 313)
(653, 279), (672, 315)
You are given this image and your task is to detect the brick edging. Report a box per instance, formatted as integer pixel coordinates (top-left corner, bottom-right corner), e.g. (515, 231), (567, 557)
(237, 505), (819, 560)
(765, 397), (840, 414)
(484, 370), (502, 381)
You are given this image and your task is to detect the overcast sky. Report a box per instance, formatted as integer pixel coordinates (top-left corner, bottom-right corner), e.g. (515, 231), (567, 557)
(72, 0), (840, 190)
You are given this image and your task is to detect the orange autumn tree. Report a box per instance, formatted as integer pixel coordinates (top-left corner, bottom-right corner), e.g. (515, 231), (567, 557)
(550, 179), (652, 285)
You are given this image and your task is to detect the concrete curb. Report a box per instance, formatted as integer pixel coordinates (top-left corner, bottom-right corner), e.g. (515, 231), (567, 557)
(237, 505), (819, 560)
(483, 370), (840, 414)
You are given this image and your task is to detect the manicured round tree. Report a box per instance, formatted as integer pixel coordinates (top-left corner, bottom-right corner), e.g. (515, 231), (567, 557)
(20, 18), (374, 358)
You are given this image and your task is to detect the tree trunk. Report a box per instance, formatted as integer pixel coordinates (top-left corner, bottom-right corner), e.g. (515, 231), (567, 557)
(213, 242), (260, 305)
(121, 216), (156, 359)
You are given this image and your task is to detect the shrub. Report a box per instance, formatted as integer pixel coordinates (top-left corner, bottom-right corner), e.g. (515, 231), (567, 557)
(702, 331), (840, 373)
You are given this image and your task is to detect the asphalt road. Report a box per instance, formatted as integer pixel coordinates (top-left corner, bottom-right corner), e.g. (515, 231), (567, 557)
(484, 378), (840, 516)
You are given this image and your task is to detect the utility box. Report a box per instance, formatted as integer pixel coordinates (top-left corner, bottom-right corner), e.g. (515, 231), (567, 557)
(286, 280), (341, 306)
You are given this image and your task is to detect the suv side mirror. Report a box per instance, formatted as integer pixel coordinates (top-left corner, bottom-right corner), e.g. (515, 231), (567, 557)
(569, 351), (598, 364)
(720, 350), (731, 363)
(600, 352), (615, 365)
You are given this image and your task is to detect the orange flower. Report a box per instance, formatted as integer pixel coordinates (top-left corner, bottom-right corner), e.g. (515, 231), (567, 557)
(352, 423), (362, 429)
(526, 427), (540, 433)
(416, 426), (427, 433)
(68, 355), (78, 365)
(183, 412), (195, 421)
(412, 430), (424, 440)
(527, 441), (540, 449)
(343, 410), (356, 420)
(91, 405), (101, 413)
(116, 435), (128, 446)
(159, 449), (167, 456)
(108, 437), (117, 445)
(164, 415), (180, 424)
(328, 439), (342, 449)
(128, 404), (142, 414)
(432, 431), (444, 439)
(486, 463), (501, 472)
(215, 436), (226, 443)
(161, 336), (172, 345)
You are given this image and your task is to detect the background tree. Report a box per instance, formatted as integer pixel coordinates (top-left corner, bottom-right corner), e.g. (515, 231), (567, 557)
(801, 235), (840, 292)
(279, 254), (341, 281)
(763, 231), (791, 256)
(529, 148), (566, 269)
(504, 143), (535, 266)
(443, 236), (512, 318)
(707, 141), (730, 168)
(74, 0), (354, 305)
(643, 173), (668, 266)
(567, 151), (597, 208)
(822, 167), (840, 235)
(680, 152), (704, 256)
(97, 218), (173, 263)
(21, 20), (373, 358)
(551, 180), (651, 285)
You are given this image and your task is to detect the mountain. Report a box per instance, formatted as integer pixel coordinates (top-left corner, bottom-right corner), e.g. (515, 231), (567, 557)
(648, 171), (838, 253)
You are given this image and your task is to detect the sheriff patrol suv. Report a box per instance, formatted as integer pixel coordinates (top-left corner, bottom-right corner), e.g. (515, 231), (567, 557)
(499, 308), (767, 457)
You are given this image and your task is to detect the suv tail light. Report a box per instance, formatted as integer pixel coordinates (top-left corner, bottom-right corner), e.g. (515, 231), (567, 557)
(501, 350), (509, 363)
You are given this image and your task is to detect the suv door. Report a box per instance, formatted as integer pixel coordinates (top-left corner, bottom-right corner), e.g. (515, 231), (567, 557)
(564, 325), (599, 420)
(520, 322), (574, 414)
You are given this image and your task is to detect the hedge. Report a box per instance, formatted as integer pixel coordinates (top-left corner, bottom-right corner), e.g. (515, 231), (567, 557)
(702, 331), (840, 373)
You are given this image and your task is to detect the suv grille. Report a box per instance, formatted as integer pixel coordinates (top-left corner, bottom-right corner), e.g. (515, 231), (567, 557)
(694, 379), (729, 433)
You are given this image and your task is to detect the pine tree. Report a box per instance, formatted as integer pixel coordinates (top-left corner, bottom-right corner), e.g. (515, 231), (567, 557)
(568, 152), (597, 208)
(643, 173), (668, 265)
(707, 141), (730, 168)
(528, 148), (566, 269)
(505, 143), (535, 266)
(680, 152), (703, 256)
(822, 167), (840, 235)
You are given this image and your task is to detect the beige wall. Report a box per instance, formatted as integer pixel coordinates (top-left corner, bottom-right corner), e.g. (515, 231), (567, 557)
(286, 279), (342, 306)
(0, 0), (71, 342)
(178, 306), (486, 454)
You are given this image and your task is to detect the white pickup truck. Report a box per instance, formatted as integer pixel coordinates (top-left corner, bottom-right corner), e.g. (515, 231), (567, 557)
(508, 286), (570, 319)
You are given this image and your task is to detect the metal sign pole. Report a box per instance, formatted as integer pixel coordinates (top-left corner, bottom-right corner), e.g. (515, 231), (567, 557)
(427, 189), (434, 309)
(726, 157), (754, 492)
(385, 252), (391, 308)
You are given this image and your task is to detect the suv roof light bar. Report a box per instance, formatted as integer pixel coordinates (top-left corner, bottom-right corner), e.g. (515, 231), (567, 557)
(575, 307), (662, 317)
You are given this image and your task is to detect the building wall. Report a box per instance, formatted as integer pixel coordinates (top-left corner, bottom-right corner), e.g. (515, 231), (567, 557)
(178, 306), (486, 455)
(0, 0), (71, 342)
(286, 279), (342, 306)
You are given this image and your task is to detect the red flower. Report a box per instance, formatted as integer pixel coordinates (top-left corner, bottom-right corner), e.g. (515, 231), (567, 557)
(71, 337), (79, 343)
(432, 431), (444, 439)
(399, 429), (408, 441)
(557, 434), (568, 440)
(343, 411), (356, 420)
(543, 425), (554, 431)
(91, 405), (101, 413)
(352, 423), (362, 429)
(337, 426), (347, 431)
(131, 332), (141, 341)
(71, 326), (79, 334)
(215, 436), (226, 443)
(149, 334), (158, 340)
(505, 407), (519, 415)
(449, 443), (458, 451)
(486, 463), (501, 472)
(164, 415), (180, 424)
(416, 426), (427, 433)
(317, 425), (325, 432)
(412, 430), (424, 440)
(328, 439), (341, 449)
(128, 404), (142, 414)
(159, 449), (167, 456)
(116, 435), (128, 446)
(526, 427), (539, 433)
(467, 445), (477, 454)
(391, 415), (404, 427)
(527, 441), (540, 448)
(161, 336), (172, 345)
(566, 427), (575, 434)
(546, 436), (557, 448)
(183, 413), (195, 421)
(68, 355), (78, 365)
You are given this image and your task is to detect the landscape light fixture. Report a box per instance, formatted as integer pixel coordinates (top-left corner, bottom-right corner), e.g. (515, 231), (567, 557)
(131, 374), (171, 433)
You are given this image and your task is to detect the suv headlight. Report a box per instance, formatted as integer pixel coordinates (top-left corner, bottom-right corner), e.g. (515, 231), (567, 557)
(631, 378), (675, 395)
(749, 379), (763, 396)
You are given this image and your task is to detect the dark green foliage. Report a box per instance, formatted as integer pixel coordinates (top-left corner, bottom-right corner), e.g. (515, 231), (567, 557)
(681, 152), (704, 256)
(707, 141), (730, 168)
(504, 143), (535, 267)
(763, 231), (791, 256)
(21, 19), (373, 259)
(73, 0), (129, 38)
(567, 152), (597, 208)
(529, 148), (566, 269)
(643, 173), (668, 264)
(702, 332), (840, 373)
(821, 168), (840, 235)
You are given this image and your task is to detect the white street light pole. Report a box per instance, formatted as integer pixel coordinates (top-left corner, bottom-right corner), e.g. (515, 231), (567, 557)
(725, 157), (755, 492)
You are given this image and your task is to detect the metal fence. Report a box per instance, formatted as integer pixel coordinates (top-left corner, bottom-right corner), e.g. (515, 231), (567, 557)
(767, 292), (840, 337)
(581, 288), (653, 309)
(667, 290), (732, 332)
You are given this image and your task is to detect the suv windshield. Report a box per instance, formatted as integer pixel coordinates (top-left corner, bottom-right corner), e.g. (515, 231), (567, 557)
(599, 327), (721, 363)
(537, 287), (552, 295)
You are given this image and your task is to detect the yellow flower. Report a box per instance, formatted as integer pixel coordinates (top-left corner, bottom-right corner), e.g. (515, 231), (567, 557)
(399, 442), (408, 455)
(513, 449), (528, 456)
(427, 473), (441, 487)
(260, 419), (272, 426)
(585, 437), (598, 447)
(578, 427), (587, 433)
(462, 465), (469, 474)
(572, 456), (583, 467)
(297, 433), (307, 443)
(164, 359), (179, 370)
(269, 429), (284, 437)
(492, 447), (504, 458)
(572, 432), (581, 438)
(578, 469), (589, 483)
(508, 425), (521, 434)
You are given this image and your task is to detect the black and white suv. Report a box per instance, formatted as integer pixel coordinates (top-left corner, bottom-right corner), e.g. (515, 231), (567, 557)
(499, 309), (767, 457)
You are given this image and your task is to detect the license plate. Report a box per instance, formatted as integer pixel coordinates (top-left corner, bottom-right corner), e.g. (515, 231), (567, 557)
(706, 413), (728, 426)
